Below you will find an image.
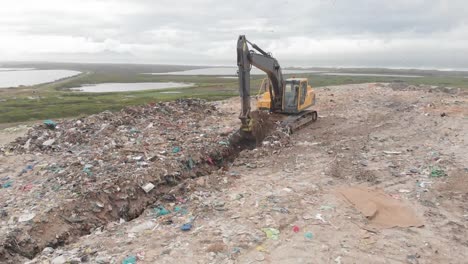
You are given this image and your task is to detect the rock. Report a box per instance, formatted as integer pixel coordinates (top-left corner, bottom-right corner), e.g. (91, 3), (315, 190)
(42, 138), (55, 147)
(129, 220), (156, 233)
(141, 183), (155, 193)
(18, 212), (36, 222)
(196, 176), (207, 186)
(95, 255), (110, 264)
(42, 247), (55, 255)
(206, 242), (227, 253)
(51, 255), (66, 264)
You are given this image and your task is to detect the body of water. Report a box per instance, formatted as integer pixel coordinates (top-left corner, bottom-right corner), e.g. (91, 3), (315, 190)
(320, 73), (422, 78)
(147, 67), (321, 76)
(0, 69), (81, 88)
(71, 82), (194, 93)
(0, 67), (35, 71)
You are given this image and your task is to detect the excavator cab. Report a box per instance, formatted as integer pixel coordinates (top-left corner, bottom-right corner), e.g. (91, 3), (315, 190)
(257, 78), (315, 114)
(283, 78), (315, 114)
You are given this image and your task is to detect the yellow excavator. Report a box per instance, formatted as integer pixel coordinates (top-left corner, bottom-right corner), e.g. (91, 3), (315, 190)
(237, 35), (317, 134)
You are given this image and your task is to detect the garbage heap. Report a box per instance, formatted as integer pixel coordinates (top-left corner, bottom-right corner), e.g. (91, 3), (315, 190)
(0, 99), (256, 261)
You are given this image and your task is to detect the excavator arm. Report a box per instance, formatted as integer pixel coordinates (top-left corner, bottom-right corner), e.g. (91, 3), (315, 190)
(237, 35), (285, 131)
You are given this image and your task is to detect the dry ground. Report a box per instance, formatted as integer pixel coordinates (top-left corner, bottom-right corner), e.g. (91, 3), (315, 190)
(1, 83), (467, 264)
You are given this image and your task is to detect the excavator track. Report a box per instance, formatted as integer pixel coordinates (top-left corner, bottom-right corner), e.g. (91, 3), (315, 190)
(281, 110), (318, 134)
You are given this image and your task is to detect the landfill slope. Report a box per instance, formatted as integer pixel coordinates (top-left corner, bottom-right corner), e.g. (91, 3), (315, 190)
(0, 99), (270, 262)
(2, 83), (468, 264)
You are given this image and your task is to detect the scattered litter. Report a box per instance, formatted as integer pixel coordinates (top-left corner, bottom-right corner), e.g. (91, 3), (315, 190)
(1, 181), (12, 188)
(418, 181), (433, 188)
(141, 183), (155, 193)
(383, 151), (402, 155)
(334, 256), (342, 264)
(292, 225), (300, 233)
(262, 228), (280, 240)
(315, 213), (326, 223)
(154, 206), (170, 216)
(82, 164), (93, 176)
(129, 128), (140, 134)
(42, 138), (55, 147)
(136, 251), (145, 261)
(255, 245), (268, 252)
(18, 212), (36, 222)
(172, 146), (181, 153)
(429, 167), (446, 178)
(132, 156), (143, 161)
(174, 206), (188, 215)
(180, 223), (193, 231)
(304, 232), (313, 240)
(296, 141), (320, 146)
(122, 255), (137, 264)
(302, 214), (314, 220)
(51, 255), (66, 264)
(398, 189), (411, 193)
(129, 221), (155, 233)
(43, 120), (57, 129)
(272, 207), (289, 214)
(320, 205), (335, 211)
(255, 253), (265, 261)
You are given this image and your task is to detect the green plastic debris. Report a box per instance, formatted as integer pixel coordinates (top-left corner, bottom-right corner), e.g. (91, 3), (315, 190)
(304, 232), (313, 240)
(154, 206), (170, 216)
(186, 157), (194, 170)
(320, 205), (335, 211)
(430, 167), (446, 178)
(1, 181), (12, 188)
(48, 165), (63, 173)
(174, 206), (188, 215)
(82, 164), (93, 176)
(129, 128), (140, 134)
(172, 146), (181, 153)
(262, 228), (280, 240)
(122, 255), (137, 264)
(218, 141), (229, 146)
(43, 120), (57, 129)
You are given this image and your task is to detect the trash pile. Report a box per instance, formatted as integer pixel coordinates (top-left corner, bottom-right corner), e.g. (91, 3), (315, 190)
(1, 99), (285, 262)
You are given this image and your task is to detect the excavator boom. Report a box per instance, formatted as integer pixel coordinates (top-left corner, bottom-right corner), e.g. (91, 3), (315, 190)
(237, 35), (285, 131)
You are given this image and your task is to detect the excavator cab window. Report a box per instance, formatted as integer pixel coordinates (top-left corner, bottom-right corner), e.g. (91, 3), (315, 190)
(300, 81), (307, 105)
(284, 80), (300, 112)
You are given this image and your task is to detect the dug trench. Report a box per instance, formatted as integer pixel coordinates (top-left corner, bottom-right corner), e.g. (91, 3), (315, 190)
(0, 103), (280, 262)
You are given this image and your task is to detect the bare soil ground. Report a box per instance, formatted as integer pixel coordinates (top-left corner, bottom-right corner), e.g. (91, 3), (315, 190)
(1, 83), (467, 264)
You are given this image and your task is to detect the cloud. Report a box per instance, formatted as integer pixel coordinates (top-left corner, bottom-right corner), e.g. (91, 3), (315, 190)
(0, 0), (467, 68)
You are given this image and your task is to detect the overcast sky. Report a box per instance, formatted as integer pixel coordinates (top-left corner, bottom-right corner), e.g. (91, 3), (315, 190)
(1, 0), (467, 69)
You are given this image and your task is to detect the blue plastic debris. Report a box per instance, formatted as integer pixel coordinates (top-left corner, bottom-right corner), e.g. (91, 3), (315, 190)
(180, 223), (192, 231)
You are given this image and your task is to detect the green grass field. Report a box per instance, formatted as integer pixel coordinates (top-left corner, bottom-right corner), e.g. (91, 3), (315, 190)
(1, 63), (467, 124)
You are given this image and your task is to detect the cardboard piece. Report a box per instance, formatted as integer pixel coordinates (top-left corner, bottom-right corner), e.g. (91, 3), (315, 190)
(337, 186), (424, 228)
